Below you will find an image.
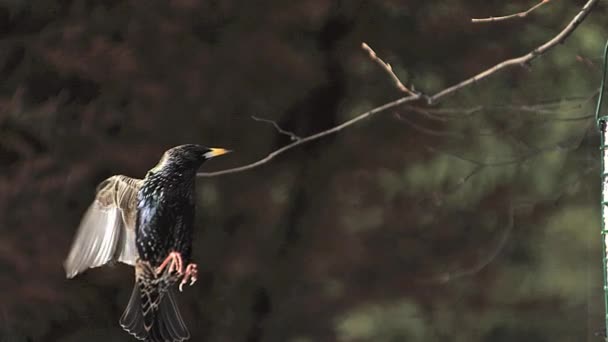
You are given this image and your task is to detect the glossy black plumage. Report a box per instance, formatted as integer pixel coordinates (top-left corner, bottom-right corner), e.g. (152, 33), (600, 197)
(136, 145), (201, 267)
(64, 144), (230, 342)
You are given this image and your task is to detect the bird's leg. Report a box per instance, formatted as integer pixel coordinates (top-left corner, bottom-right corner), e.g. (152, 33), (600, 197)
(155, 251), (184, 276)
(178, 263), (198, 292)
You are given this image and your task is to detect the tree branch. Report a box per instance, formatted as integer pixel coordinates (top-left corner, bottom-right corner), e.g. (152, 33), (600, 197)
(198, 0), (598, 178)
(428, 162), (596, 284)
(431, 206), (514, 283)
(361, 42), (417, 96)
(198, 94), (419, 177)
(471, 0), (551, 23)
(430, 0), (597, 103)
(405, 91), (598, 119)
(251, 115), (301, 141)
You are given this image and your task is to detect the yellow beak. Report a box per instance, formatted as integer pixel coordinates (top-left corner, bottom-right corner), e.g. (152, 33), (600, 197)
(205, 148), (232, 158)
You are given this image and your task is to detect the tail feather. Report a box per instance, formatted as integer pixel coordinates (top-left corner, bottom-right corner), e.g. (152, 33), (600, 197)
(119, 284), (147, 340)
(149, 289), (190, 342)
(120, 282), (190, 342)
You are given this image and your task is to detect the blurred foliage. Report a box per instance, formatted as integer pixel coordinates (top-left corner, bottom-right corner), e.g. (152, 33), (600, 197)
(0, 0), (606, 341)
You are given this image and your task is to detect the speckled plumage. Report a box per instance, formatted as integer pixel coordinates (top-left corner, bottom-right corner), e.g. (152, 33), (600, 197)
(64, 144), (230, 342)
(136, 152), (198, 267)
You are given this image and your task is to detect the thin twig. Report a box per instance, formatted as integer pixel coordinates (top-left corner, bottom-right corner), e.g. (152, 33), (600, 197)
(412, 93), (596, 117)
(445, 165), (485, 193)
(251, 115), (301, 141)
(472, 0), (551, 23)
(431, 0), (596, 103)
(431, 160), (596, 285)
(403, 106), (453, 122)
(198, 0), (598, 178)
(403, 92), (597, 123)
(427, 129), (586, 171)
(432, 206), (514, 283)
(361, 42), (417, 96)
(395, 109), (592, 141)
(199, 95), (420, 176)
(393, 112), (465, 138)
(426, 145), (526, 167)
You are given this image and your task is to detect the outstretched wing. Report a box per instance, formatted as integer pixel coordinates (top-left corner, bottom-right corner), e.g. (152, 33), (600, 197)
(64, 175), (142, 278)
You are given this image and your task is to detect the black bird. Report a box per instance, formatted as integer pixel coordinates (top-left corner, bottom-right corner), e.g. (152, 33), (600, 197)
(64, 144), (231, 342)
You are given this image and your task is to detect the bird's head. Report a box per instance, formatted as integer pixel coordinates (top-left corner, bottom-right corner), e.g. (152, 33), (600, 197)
(157, 144), (231, 171)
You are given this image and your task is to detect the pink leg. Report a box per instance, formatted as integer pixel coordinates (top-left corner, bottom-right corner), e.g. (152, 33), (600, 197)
(155, 251), (184, 276)
(179, 263), (198, 292)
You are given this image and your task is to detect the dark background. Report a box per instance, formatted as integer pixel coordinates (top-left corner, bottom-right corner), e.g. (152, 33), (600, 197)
(0, 0), (606, 341)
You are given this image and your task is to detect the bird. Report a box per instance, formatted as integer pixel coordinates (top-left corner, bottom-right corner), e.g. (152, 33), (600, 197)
(64, 144), (231, 342)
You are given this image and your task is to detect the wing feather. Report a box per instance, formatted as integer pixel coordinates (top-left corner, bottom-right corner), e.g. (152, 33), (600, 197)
(64, 175), (142, 278)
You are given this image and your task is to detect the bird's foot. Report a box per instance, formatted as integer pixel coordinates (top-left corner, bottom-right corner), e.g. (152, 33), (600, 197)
(156, 251), (184, 276)
(179, 263), (198, 292)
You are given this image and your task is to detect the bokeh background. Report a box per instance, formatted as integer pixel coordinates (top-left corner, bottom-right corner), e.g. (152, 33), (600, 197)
(0, 0), (606, 341)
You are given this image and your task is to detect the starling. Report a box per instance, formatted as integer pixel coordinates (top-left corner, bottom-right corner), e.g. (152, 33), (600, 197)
(64, 144), (231, 342)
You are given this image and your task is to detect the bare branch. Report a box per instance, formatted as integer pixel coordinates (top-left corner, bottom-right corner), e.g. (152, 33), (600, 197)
(411, 93), (596, 119)
(361, 42), (417, 96)
(426, 127), (588, 172)
(199, 95), (420, 177)
(251, 115), (301, 141)
(198, 0), (598, 178)
(429, 162), (596, 284)
(472, 0), (551, 23)
(432, 207), (514, 283)
(393, 112), (465, 138)
(431, 0), (597, 102)
(445, 165), (484, 193)
(400, 92), (597, 129)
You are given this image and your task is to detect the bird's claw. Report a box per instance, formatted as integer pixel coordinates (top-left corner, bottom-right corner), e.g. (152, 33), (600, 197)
(179, 263), (198, 292)
(156, 251), (184, 276)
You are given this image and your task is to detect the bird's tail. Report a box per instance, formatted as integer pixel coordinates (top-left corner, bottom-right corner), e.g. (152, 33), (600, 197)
(120, 266), (190, 342)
